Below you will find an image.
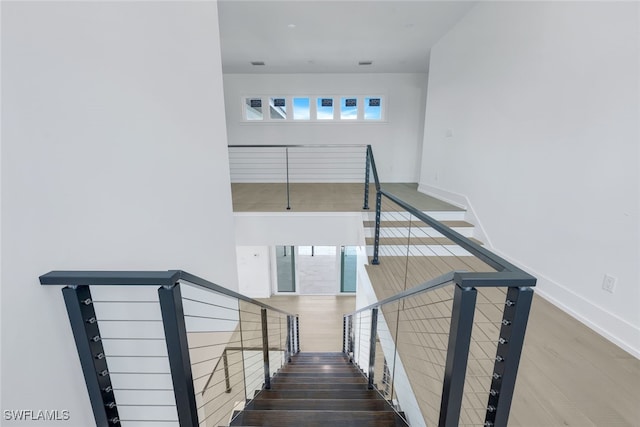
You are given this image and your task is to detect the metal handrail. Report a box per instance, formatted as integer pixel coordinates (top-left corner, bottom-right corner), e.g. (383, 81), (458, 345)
(379, 190), (531, 275)
(365, 146), (535, 282)
(347, 271), (457, 316)
(367, 145), (381, 192)
(40, 269), (299, 427)
(201, 346), (286, 394)
(40, 269), (293, 316)
(228, 144), (367, 148)
(352, 146), (536, 427)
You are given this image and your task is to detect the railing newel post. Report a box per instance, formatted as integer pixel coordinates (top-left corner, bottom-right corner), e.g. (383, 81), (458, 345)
(62, 285), (119, 427)
(222, 349), (231, 393)
(485, 286), (534, 427)
(295, 315), (300, 353)
(363, 145), (371, 210)
(368, 307), (379, 390)
(286, 314), (293, 362)
(158, 283), (199, 427)
(285, 147), (291, 210)
(438, 283), (478, 427)
(261, 308), (271, 389)
(372, 191), (382, 265)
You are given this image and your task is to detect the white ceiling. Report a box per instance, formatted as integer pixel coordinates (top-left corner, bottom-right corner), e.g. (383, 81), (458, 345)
(218, 0), (477, 74)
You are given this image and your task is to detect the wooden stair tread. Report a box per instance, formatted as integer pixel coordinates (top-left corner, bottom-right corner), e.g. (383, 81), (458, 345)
(230, 352), (409, 427)
(275, 371), (364, 377)
(269, 382), (369, 390)
(255, 389), (380, 399)
(229, 410), (405, 427)
(246, 398), (392, 411)
(362, 220), (473, 228)
(271, 377), (367, 384)
(366, 236), (484, 246)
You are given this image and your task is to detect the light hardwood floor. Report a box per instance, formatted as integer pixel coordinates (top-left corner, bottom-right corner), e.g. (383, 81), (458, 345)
(235, 183), (640, 426)
(232, 182), (462, 212)
(256, 295), (356, 352)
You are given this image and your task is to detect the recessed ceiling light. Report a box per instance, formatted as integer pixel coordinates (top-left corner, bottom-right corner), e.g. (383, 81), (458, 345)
(287, 24), (296, 29)
(358, 61), (373, 66)
(250, 61), (265, 66)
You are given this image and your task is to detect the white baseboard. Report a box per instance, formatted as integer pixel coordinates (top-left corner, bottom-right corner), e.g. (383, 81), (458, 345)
(417, 183), (493, 246)
(489, 245), (640, 359)
(418, 183), (640, 359)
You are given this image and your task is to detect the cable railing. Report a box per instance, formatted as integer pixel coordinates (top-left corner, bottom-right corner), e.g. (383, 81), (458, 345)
(40, 144), (535, 427)
(342, 146), (537, 427)
(39, 270), (300, 427)
(228, 144), (371, 210)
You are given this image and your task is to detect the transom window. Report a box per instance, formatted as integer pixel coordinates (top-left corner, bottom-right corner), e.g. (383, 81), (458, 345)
(242, 95), (384, 122)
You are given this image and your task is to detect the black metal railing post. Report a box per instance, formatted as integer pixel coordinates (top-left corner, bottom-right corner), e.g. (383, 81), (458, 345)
(368, 308), (379, 390)
(261, 308), (271, 389)
(372, 191), (382, 265)
(363, 145), (371, 209)
(485, 286), (534, 427)
(343, 316), (348, 354)
(222, 350), (231, 393)
(286, 315), (293, 362)
(285, 147), (291, 210)
(349, 314), (355, 359)
(158, 283), (198, 427)
(439, 284), (478, 427)
(62, 285), (119, 427)
(295, 315), (300, 353)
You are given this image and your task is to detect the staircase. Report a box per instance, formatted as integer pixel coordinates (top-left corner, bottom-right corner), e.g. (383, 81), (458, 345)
(363, 210), (476, 258)
(229, 352), (409, 427)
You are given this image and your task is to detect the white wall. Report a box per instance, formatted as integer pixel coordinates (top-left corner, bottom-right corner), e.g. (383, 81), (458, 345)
(234, 213), (365, 297)
(1, 2), (236, 425)
(235, 212), (364, 246)
(223, 73), (427, 182)
(419, 2), (640, 356)
(237, 246), (272, 298)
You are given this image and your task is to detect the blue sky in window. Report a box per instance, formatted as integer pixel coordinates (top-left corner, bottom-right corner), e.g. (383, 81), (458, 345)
(316, 98), (334, 120)
(364, 97), (382, 120)
(293, 97), (310, 120)
(341, 98), (357, 120)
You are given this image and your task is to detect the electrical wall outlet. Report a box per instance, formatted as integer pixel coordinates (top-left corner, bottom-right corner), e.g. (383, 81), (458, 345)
(602, 274), (617, 293)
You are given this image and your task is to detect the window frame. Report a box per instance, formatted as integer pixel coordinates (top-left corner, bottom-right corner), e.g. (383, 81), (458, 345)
(241, 94), (386, 123)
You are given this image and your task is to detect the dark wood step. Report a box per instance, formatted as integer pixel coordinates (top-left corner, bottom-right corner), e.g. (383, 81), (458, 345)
(229, 410), (404, 427)
(275, 372), (361, 378)
(282, 365), (360, 371)
(278, 369), (361, 375)
(293, 352), (346, 356)
(288, 359), (350, 363)
(269, 382), (369, 390)
(255, 390), (379, 400)
(246, 398), (392, 411)
(291, 354), (348, 361)
(271, 376), (367, 384)
(287, 361), (350, 366)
